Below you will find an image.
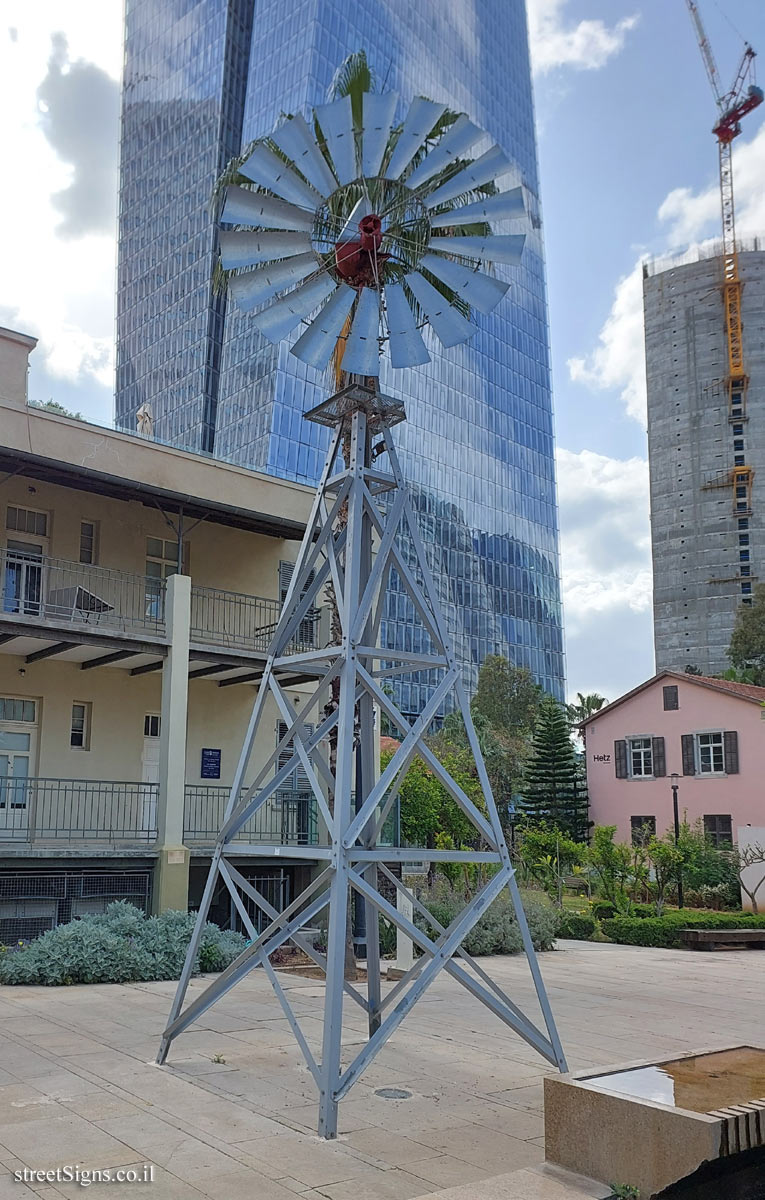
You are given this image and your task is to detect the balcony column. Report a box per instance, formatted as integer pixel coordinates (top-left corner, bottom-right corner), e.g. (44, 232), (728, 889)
(154, 572), (191, 914)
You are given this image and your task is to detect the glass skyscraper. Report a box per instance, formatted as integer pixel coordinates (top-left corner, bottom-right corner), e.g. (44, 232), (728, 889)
(117, 0), (565, 706)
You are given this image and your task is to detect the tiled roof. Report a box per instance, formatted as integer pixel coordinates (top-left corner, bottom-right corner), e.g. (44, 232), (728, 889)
(689, 674), (765, 701)
(580, 669), (765, 723)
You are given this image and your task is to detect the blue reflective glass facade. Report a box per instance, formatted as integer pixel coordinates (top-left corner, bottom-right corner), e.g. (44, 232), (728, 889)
(117, 0), (565, 705)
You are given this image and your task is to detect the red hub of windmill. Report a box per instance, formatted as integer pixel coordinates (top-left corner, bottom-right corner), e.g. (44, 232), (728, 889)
(335, 213), (389, 288)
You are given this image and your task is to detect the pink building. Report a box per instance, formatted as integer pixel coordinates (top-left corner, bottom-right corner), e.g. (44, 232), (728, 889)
(582, 671), (765, 846)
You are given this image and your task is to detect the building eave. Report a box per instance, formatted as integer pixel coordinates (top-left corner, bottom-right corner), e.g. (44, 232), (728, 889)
(580, 669), (765, 725)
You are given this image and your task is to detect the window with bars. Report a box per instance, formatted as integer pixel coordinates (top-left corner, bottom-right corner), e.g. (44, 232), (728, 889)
(70, 703), (91, 750)
(6, 506), (47, 536)
(703, 814), (732, 847)
(629, 737), (653, 777)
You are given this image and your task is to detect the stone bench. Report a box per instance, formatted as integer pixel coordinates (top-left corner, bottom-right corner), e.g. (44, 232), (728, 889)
(680, 927), (765, 951)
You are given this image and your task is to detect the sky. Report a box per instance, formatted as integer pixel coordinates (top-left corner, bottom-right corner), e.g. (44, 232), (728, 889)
(1, 0), (764, 704)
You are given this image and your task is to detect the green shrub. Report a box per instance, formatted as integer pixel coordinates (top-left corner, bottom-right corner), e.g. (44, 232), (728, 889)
(0, 902), (247, 986)
(602, 910), (765, 949)
(557, 911), (597, 940)
(591, 900), (616, 921)
(415, 880), (558, 955)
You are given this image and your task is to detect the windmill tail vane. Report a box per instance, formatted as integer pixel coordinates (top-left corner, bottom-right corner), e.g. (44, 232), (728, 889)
(157, 74), (566, 1142)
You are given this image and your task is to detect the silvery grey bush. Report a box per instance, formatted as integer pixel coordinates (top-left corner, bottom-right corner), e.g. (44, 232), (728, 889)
(0, 901), (247, 986)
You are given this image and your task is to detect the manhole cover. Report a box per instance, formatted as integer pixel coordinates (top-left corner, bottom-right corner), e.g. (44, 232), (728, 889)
(375, 1088), (412, 1100)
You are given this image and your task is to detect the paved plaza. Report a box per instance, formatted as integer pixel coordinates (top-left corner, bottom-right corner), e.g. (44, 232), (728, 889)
(0, 941), (763, 1200)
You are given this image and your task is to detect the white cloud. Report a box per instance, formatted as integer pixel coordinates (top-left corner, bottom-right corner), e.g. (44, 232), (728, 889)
(566, 119), (765, 427)
(557, 448), (654, 697)
(527, 0), (638, 74)
(567, 262), (647, 425)
(0, 4), (122, 409)
(658, 121), (765, 246)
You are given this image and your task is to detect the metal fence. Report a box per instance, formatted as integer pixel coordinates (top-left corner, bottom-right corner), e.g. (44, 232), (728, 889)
(0, 549), (166, 636)
(0, 778), (158, 843)
(184, 784), (318, 846)
(189, 584), (321, 652)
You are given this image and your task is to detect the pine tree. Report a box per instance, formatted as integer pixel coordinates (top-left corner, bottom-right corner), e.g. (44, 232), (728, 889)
(520, 695), (589, 841)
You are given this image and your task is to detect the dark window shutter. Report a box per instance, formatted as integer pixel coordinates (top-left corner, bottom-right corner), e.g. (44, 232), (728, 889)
(663, 685), (679, 710)
(681, 734), (696, 776)
(277, 720), (314, 792)
(723, 731), (739, 774)
(652, 736), (666, 777)
(614, 740), (628, 779)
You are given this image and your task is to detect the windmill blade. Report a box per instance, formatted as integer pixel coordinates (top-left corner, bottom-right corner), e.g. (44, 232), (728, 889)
(404, 271), (475, 349)
(314, 95), (357, 185)
(219, 230), (312, 270)
(386, 97), (448, 180)
(220, 186), (315, 232)
(424, 145), (511, 210)
(429, 187), (525, 228)
(291, 284), (356, 369)
(362, 91), (399, 179)
(271, 113), (337, 198)
(251, 275), (337, 344)
(419, 253), (509, 315)
(239, 143), (322, 211)
(228, 253), (320, 313)
(339, 286), (381, 376)
(384, 282), (430, 368)
(406, 114), (483, 191)
(428, 234), (526, 265)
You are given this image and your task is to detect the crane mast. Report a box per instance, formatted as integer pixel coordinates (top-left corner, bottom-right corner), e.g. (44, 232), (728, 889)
(685, 2), (762, 420)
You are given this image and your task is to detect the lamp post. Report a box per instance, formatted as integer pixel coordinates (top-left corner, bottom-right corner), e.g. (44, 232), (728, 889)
(670, 772), (684, 909)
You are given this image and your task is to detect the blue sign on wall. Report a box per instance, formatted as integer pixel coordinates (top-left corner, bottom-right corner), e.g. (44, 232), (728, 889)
(201, 748), (221, 779)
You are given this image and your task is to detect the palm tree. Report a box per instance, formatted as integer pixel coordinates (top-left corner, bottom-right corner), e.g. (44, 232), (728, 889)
(566, 692), (607, 741)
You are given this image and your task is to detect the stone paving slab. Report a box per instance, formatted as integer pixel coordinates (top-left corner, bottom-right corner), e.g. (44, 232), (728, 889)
(0, 941), (763, 1199)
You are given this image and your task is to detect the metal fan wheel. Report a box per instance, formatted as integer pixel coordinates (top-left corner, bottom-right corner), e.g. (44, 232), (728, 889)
(220, 92), (528, 375)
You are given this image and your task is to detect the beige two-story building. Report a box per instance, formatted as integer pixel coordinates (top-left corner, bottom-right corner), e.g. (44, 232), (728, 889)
(0, 327), (325, 940)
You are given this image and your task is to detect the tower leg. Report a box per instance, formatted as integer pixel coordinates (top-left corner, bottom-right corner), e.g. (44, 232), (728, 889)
(319, 409), (368, 1138)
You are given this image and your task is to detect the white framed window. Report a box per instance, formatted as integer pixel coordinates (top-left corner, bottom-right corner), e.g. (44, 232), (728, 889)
(629, 737), (653, 778)
(70, 702), (91, 750)
(79, 521), (98, 565)
(697, 732), (724, 774)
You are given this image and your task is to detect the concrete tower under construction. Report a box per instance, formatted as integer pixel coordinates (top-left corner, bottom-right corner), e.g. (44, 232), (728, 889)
(645, 242), (765, 676)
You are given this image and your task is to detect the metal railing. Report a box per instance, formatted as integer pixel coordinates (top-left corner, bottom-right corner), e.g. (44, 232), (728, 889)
(0, 549), (166, 637)
(189, 584), (321, 652)
(0, 778), (158, 844)
(184, 784), (318, 846)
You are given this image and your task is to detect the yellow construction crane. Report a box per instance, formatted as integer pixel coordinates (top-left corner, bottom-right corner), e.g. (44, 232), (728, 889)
(686, 1), (763, 424)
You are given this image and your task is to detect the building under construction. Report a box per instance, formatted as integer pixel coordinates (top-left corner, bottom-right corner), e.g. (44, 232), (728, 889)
(646, 241), (765, 675)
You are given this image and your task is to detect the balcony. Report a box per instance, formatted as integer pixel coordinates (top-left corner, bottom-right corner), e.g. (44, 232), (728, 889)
(0, 549), (322, 660)
(0, 779), (319, 850)
(189, 585), (321, 654)
(0, 549), (166, 640)
(183, 784), (318, 846)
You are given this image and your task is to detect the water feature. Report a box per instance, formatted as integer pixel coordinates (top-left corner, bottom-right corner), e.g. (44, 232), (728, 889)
(589, 1047), (765, 1113)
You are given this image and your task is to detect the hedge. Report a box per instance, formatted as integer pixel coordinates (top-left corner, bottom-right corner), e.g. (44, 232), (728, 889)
(556, 912), (597, 940)
(602, 911), (765, 949)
